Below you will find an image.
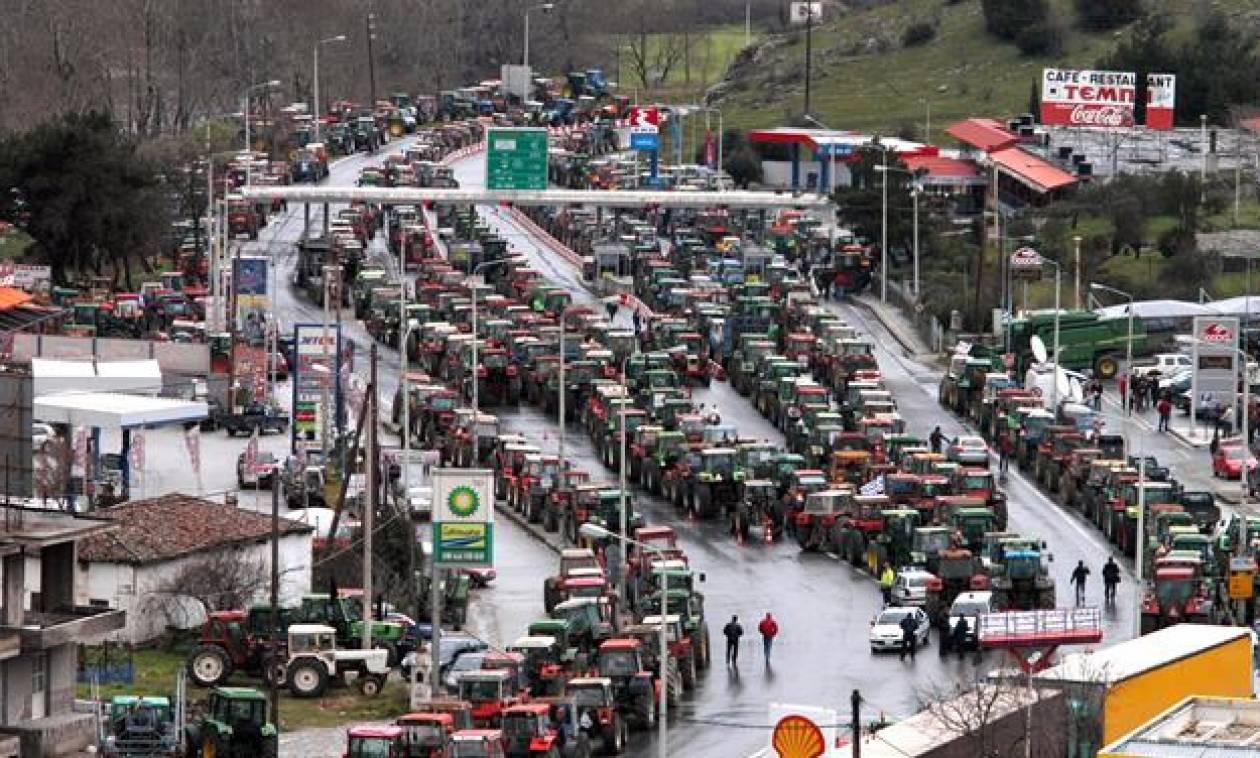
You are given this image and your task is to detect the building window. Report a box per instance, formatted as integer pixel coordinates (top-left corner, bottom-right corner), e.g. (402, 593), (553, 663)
(89, 599), (110, 609)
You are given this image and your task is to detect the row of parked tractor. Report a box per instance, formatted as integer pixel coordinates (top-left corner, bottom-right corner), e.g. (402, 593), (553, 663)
(936, 348), (1241, 634)
(310, 155), (718, 756)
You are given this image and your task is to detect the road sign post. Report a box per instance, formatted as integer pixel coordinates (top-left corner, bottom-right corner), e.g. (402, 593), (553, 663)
(485, 127), (548, 190)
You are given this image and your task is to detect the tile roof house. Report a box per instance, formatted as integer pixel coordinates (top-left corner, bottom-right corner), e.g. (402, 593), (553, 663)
(76, 494), (314, 643)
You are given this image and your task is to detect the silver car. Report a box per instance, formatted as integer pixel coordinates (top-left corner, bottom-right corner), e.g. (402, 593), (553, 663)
(948, 435), (990, 466)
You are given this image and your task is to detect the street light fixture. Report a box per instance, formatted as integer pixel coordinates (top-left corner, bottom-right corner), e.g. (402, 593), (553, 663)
(579, 522), (671, 758)
(874, 163), (925, 300)
(1090, 282), (1134, 414)
(243, 80), (282, 187)
(523, 3), (555, 71)
(313, 35), (347, 143)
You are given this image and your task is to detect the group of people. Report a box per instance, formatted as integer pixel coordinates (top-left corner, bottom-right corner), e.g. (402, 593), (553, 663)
(1071, 557), (1123, 606)
(1118, 372), (1177, 432)
(722, 612), (779, 668)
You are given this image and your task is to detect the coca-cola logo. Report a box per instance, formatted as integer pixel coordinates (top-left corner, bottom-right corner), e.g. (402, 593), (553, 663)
(1201, 323), (1234, 342)
(1069, 105), (1131, 127)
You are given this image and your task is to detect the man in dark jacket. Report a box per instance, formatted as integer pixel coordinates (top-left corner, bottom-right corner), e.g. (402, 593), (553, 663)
(1102, 557), (1121, 605)
(722, 615), (744, 666)
(898, 613), (919, 661)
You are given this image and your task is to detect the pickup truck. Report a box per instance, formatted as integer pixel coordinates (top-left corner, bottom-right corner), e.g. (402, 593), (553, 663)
(1130, 353), (1191, 378)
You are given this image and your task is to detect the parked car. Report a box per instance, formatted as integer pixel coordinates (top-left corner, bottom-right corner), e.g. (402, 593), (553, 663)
(869, 606), (930, 653)
(1213, 444), (1258, 480)
(891, 568), (934, 607)
(236, 450), (278, 489)
(947, 436), (990, 466)
(946, 591), (995, 650)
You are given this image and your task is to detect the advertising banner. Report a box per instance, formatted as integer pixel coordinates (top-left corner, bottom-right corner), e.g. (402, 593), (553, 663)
(233, 256), (269, 341)
(432, 468), (495, 567)
(1192, 316), (1239, 400)
(231, 343), (268, 405)
(1041, 69), (1136, 128)
(1009, 247), (1044, 281)
(0, 263), (52, 292)
(291, 323), (340, 454)
(1146, 73), (1177, 130)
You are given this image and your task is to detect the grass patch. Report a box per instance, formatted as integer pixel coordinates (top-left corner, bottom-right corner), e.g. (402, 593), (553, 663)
(610, 24), (751, 97)
(713, 0), (1260, 133)
(78, 645), (409, 732)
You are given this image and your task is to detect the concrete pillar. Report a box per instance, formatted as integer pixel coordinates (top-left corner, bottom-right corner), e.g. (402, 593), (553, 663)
(38, 542), (74, 613)
(2, 553), (23, 626)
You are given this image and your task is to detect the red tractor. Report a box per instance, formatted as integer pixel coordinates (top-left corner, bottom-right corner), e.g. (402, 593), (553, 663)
(1139, 562), (1219, 635)
(542, 549), (607, 613)
(500, 701), (592, 757)
(595, 639), (666, 731)
(185, 610), (285, 688)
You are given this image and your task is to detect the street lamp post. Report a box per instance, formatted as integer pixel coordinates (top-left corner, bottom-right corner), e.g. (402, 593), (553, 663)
(873, 162), (922, 299)
(243, 80), (281, 187)
(881, 147), (888, 303)
(321, 265), (342, 462)
(581, 524), (670, 758)
(523, 3), (555, 71)
(616, 350), (640, 603)
(1091, 283), (1134, 415)
(1073, 235), (1083, 310)
(557, 305), (584, 466)
(313, 35), (347, 143)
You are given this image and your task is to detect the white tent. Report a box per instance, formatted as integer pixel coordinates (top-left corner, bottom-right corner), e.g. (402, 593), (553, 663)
(1094, 299), (1217, 320)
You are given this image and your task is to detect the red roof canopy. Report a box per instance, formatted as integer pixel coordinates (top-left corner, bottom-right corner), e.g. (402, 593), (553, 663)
(946, 118), (1018, 152)
(902, 155), (983, 182)
(989, 148), (1078, 194)
(0, 287), (32, 311)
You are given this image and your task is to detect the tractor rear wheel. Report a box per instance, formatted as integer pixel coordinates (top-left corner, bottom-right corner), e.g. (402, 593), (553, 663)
(605, 714), (627, 755)
(286, 658), (329, 698)
(260, 653), (285, 688)
(187, 645), (232, 688)
(681, 653), (697, 690)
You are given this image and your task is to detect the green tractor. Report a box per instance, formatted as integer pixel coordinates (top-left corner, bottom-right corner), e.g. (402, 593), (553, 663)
(639, 562), (711, 676)
(297, 594), (409, 663)
(690, 447), (740, 519)
(183, 687), (277, 758)
(100, 695), (180, 757)
(987, 537), (1056, 611)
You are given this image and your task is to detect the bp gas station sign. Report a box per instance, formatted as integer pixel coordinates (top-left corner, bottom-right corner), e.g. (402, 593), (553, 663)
(432, 468), (495, 567)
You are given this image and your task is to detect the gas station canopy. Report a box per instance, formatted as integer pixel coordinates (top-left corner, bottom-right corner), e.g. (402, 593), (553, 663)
(34, 393), (207, 429)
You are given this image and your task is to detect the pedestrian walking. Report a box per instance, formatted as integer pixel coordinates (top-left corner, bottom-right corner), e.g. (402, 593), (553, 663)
(1090, 380), (1103, 412)
(879, 565), (896, 605)
(757, 612), (779, 665)
(1118, 372), (1128, 410)
(722, 615), (744, 666)
(1157, 396), (1172, 433)
(929, 426), (944, 455)
(1071, 560), (1091, 605)
(1221, 404), (1236, 436)
(898, 613), (918, 661)
(1102, 557), (1121, 605)
(1149, 376), (1160, 407)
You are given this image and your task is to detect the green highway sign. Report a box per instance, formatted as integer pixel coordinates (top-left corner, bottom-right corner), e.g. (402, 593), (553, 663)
(486, 127), (549, 190)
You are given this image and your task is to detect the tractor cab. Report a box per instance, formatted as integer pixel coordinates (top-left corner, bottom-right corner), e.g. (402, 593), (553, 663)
(346, 725), (408, 757)
(457, 670), (518, 727)
(396, 712), (456, 757)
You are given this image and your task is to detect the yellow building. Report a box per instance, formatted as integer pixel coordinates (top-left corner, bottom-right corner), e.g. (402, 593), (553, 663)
(1100, 696), (1260, 756)
(1035, 624), (1253, 753)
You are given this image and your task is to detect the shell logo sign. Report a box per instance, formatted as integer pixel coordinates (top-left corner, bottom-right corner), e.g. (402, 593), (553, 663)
(769, 704), (838, 758)
(1199, 321), (1234, 343)
(772, 715), (826, 758)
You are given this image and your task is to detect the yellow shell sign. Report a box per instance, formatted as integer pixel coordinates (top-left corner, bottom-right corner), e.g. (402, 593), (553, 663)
(772, 715), (826, 758)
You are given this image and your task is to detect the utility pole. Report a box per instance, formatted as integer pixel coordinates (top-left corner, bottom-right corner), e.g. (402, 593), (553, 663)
(851, 689), (861, 758)
(803, 5), (813, 117)
(366, 11), (378, 106)
(363, 343), (377, 650)
(269, 474), (280, 724)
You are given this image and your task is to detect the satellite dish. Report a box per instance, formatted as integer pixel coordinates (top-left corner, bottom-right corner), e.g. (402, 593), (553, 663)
(1031, 335), (1048, 364)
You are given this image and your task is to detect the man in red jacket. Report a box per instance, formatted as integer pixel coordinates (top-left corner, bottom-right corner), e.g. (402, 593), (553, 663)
(757, 612), (779, 665)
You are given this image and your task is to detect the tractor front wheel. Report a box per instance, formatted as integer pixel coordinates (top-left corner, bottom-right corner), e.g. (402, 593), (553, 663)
(359, 673), (386, 697)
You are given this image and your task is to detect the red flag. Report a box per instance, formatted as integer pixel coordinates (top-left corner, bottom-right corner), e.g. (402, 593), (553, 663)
(184, 428), (201, 475)
(244, 429), (259, 472)
(704, 129), (716, 168)
(129, 432), (145, 472)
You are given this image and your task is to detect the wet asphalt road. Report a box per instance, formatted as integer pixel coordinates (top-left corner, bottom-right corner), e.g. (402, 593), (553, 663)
(255, 143), (1153, 758)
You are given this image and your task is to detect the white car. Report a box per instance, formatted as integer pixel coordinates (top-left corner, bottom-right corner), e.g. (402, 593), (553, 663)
(869, 607), (930, 653)
(947, 591), (995, 649)
(947, 436), (990, 466)
(891, 569), (935, 607)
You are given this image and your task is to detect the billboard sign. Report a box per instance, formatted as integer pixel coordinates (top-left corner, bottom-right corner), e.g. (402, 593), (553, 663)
(1192, 316), (1239, 399)
(1146, 74), (1176, 130)
(1041, 69), (1135, 128)
(291, 323), (340, 454)
(627, 107), (660, 129)
(0, 263), (52, 292)
(788, 1), (823, 24)
(231, 343), (268, 405)
(233, 256), (269, 340)
(630, 130), (660, 152)
(1009, 247), (1044, 281)
(432, 468), (495, 567)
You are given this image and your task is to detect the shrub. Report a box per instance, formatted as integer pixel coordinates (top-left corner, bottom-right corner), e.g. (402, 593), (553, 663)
(901, 21), (937, 47)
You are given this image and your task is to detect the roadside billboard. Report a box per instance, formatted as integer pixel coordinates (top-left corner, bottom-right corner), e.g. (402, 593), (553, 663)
(291, 323), (340, 455)
(1146, 73), (1177, 130)
(231, 343), (268, 405)
(1041, 69), (1135, 128)
(1192, 316), (1239, 401)
(233, 255), (269, 342)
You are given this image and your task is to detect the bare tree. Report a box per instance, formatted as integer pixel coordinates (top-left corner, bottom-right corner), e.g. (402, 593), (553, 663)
(142, 549), (281, 630)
